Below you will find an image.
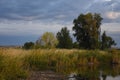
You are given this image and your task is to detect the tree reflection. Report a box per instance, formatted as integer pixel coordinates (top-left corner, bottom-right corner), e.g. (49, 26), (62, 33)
(67, 64), (120, 80)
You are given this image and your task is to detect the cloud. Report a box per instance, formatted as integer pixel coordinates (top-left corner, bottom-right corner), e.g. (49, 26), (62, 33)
(0, 21), (72, 36)
(55, 15), (67, 19)
(0, 1), (120, 33)
(0, 0), (120, 36)
(85, 0), (120, 23)
(101, 23), (120, 47)
(0, 0), (120, 24)
(0, 0), (120, 46)
(0, 0), (93, 22)
(101, 23), (120, 32)
(104, 0), (112, 1)
(105, 11), (120, 19)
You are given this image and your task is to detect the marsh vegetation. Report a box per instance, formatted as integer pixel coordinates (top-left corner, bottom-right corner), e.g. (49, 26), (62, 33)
(0, 48), (120, 80)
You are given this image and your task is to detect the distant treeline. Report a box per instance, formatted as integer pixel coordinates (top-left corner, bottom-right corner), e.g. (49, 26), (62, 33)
(0, 46), (21, 48)
(23, 13), (116, 50)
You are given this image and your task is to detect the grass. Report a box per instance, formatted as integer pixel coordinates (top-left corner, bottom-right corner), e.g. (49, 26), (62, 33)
(0, 48), (120, 79)
(0, 48), (28, 80)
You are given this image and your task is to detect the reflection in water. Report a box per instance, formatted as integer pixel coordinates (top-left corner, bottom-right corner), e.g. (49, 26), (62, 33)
(106, 76), (120, 80)
(68, 73), (77, 80)
(99, 71), (106, 80)
(67, 65), (120, 80)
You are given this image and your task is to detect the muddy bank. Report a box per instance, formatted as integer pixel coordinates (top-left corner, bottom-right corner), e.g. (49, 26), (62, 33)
(27, 71), (67, 80)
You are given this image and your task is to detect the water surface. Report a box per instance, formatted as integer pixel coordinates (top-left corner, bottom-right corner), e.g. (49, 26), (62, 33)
(66, 64), (120, 80)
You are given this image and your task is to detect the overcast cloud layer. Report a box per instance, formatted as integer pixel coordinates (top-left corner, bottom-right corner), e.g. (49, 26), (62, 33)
(0, 0), (120, 47)
(0, 0), (120, 22)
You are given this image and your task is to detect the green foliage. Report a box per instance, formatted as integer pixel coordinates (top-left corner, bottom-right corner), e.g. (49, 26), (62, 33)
(36, 32), (58, 48)
(73, 13), (116, 50)
(73, 13), (102, 49)
(34, 44), (41, 49)
(73, 42), (79, 49)
(56, 27), (73, 49)
(101, 31), (116, 50)
(23, 42), (34, 50)
(73, 13), (103, 49)
(22, 13), (116, 50)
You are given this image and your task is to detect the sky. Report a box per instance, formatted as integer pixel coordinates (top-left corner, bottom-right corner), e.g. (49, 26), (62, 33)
(0, 0), (120, 47)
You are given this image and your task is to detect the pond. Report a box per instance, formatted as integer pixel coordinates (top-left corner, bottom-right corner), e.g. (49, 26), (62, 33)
(66, 64), (120, 80)
(28, 64), (120, 80)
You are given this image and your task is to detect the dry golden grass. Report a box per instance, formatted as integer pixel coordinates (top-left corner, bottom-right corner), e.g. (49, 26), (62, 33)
(0, 48), (120, 79)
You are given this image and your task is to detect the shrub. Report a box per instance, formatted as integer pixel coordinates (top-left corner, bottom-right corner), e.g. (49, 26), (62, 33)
(23, 42), (34, 49)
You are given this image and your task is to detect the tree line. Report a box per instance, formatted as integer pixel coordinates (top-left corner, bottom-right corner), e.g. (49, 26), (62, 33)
(23, 13), (116, 50)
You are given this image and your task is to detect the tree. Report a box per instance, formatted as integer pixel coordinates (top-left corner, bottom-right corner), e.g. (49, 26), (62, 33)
(73, 13), (103, 49)
(101, 31), (116, 50)
(36, 32), (58, 48)
(23, 42), (34, 49)
(73, 42), (79, 49)
(56, 27), (73, 49)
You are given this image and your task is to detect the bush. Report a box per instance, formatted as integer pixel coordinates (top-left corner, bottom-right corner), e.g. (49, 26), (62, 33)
(23, 42), (34, 50)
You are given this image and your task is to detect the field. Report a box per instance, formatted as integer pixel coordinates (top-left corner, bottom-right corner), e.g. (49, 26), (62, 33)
(0, 48), (120, 80)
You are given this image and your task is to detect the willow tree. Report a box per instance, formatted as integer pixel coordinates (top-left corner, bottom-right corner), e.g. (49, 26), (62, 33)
(73, 13), (103, 49)
(36, 32), (58, 48)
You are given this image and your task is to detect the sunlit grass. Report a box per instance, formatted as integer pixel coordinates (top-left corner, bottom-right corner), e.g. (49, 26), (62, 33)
(0, 49), (28, 80)
(0, 48), (120, 78)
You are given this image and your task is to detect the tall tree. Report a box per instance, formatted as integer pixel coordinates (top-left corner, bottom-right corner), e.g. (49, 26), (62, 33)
(73, 13), (103, 49)
(101, 31), (116, 50)
(56, 27), (73, 49)
(36, 32), (58, 48)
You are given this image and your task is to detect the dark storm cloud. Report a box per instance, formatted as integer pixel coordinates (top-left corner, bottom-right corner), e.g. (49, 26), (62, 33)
(0, 0), (92, 22)
(0, 0), (120, 22)
(0, 0), (57, 20)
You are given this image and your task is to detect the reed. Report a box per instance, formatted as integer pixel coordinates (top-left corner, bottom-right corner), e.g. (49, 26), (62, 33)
(0, 48), (120, 78)
(0, 48), (28, 80)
